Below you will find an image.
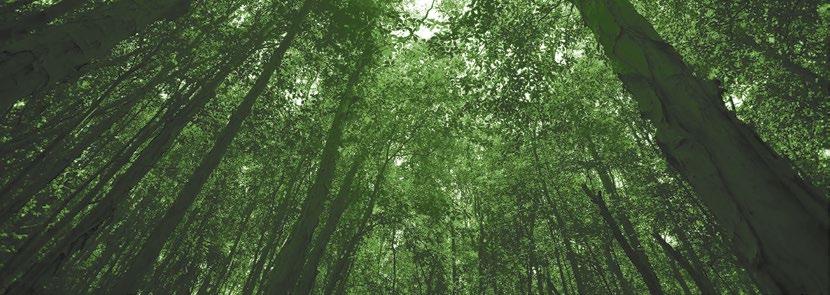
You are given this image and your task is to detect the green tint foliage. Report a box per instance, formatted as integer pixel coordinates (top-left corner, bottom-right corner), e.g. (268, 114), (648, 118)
(0, 0), (826, 294)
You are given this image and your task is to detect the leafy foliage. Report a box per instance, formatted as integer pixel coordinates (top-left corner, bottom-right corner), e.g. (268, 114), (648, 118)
(0, 0), (826, 294)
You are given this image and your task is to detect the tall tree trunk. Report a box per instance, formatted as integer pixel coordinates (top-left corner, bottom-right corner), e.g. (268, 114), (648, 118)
(653, 232), (717, 295)
(544, 264), (560, 295)
(663, 251), (693, 295)
(323, 194), (377, 295)
(106, 4), (310, 292)
(586, 241), (615, 294)
(0, 0), (191, 116)
(0, 76), (183, 291)
(0, 26), (208, 206)
(264, 50), (371, 294)
(0, 0), (86, 43)
(582, 184), (664, 295)
(240, 159), (310, 295)
(203, 196), (260, 294)
(1, 35), (261, 293)
(473, 194), (488, 295)
(670, 225), (720, 293)
(146, 204), (205, 290)
(530, 147), (589, 294)
(569, 0), (829, 293)
(553, 240), (571, 295)
(542, 196), (587, 295)
(241, 232), (272, 295)
(294, 151), (369, 294)
(592, 161), (665, 292)
(602, 235), (635, 295)
(4, 75), (190, 245)
(241, 206), (292, 295)
(0, 52), (159, 223)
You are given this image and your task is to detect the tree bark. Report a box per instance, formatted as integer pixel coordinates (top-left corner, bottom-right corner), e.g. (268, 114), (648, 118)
(0, 0), (191, 116)
(569, 0), (829, 293)
(239, 159), (310, 295)
(670, 225), (720, 293)
(553, 241), (571, 295)
(0, 0), (86, 43)
(586, 241), (615, 294)
(664, 250), (693, 295)
(592, 160), (666, 293)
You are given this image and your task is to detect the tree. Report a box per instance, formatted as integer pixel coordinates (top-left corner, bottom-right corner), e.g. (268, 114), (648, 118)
(0, 0), (191, 115)
(569, 0), (828, 292)
(0, 0), (825, 294)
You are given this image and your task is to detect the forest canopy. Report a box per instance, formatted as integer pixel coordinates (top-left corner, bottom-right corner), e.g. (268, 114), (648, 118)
(0, 0), (828, 294)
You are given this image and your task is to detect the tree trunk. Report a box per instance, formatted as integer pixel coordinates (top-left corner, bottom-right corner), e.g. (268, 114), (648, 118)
(582, 184), (664, 295)
(1, 34), (262, 293)
(530, 147), (589, 294)
(0, 51), (159, 223)
(0, 0), (191, 115)
(203, 196), (260, 294)
(664, 251), (693, 295)
(603, 235), (634, 295)
(294, 151), (369, 294)
(473, 195), (487, 295)
(653, 232), (717, 295)
(569, 0), (829, 293)
(240, 160), (310, 295)
(670, 225), (720, 293)
(0, 0), (86, 43)
(553, 241), (571, 295)
(586, 241), (615, 294)
(592, 161), (665, 292)
(0, 76), (180, 291)
(106, 4), (309, 292)
(543, 196), (588, 294)
(323, 194), (376, 295)
(264, 50), (371, 294)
